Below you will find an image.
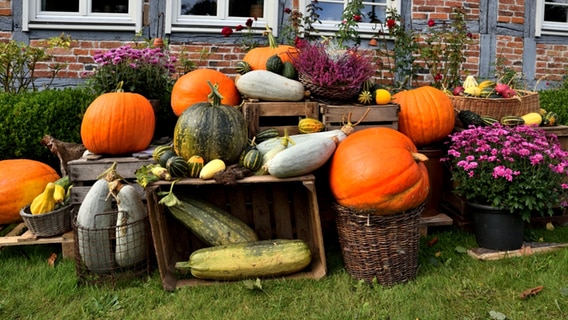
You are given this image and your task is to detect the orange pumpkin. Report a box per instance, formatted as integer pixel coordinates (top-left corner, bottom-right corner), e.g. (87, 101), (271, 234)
(81, 91), (155, 155)
(242, 27), (297, 71)
(171, 69), (241, 116)
(329, 127), (430, 215)
(392, 86), (455, 147)
(0, 159), (60, 225)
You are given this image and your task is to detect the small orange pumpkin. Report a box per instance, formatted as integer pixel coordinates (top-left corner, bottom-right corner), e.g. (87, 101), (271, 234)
(0, 159), (60, 225)
(392, 86), (455, 147)
(81, 91), (155, 155)
(242, 26), (298, 71)
(171, 68), (241, 116)
(329, 127), (430, 215)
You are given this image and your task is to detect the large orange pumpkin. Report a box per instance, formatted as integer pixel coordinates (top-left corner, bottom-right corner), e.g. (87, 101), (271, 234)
(329, 127), (430, 215)
(171, 69), (241, 116)
(242, 27), (297, 71)
(392, 86), (455, 147)
(0, 159), (60, 225)
(81, 91), (155, 155)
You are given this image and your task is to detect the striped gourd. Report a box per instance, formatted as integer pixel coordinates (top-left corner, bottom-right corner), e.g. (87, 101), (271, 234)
(187, 155), (204, 178)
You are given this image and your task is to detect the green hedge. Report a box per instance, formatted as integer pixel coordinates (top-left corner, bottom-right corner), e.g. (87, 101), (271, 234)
(538, 88), (568, 125)
(0, 87), (96, 171)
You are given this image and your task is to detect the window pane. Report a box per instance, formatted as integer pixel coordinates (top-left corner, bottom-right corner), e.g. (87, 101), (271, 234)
(42, 0), (79, 12)
(545, 1), (568, 22)
(181, 0), (217, 16)
(229, 0), (265, 18)
(92, 0), (129, 13)
(319, 2), (344, 20)
(364, 4), (386, 24)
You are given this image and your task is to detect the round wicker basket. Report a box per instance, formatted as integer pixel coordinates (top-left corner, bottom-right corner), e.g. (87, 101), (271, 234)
(334, 203), (424, 286)
(20, 204), (73, 237)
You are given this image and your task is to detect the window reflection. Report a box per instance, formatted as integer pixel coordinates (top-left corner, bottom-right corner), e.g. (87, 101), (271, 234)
(181, 0), (217, 15)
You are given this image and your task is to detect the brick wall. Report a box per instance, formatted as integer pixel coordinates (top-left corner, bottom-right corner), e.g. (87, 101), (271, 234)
(7, 1), (568, 87)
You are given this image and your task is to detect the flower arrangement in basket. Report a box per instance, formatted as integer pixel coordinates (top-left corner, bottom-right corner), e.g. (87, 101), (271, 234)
(290, 39), (375, 103)
(442, 123), (568, 222)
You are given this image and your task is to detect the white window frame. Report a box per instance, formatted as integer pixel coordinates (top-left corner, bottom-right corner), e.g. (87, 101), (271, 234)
(536, 0), (568, 36)
(165, 0), (279, 36)
(23, 0), (143, 32)
(298, 0), (401, 39)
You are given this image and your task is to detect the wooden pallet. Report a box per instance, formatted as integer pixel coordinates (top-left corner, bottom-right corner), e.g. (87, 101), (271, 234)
(0, 223), (74, 258)
(468, 242), (568, 261)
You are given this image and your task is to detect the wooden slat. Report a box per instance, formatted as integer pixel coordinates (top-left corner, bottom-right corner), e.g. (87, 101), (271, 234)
(320, 103), (400, 131)
(242, 101), (321, 138)
(0, 223), (75, 258)
(68, 156), (154, 184)
(468, 242), (568, 261)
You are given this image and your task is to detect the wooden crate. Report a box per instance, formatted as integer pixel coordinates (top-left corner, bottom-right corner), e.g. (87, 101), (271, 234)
(242, 100), (321, 138)
(542, 125), (568, 150)
(67, 155), (153, 209)
(0, 223), (74, 259)
(145, 174), (327, 291)
(320, 103), (400, 131)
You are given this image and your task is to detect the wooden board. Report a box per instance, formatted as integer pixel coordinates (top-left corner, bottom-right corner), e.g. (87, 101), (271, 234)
(0, 223), (75, 259)
(468, 242), (568, 261)
(145, 174), (327, 291)
(320, 103), (399, 131)
(242, 101), (321, 138)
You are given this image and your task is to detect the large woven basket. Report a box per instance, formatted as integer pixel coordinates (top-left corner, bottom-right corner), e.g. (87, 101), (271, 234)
(20, 204), (73, 237)
(299, 74), (360, 104)
(334, 203), (424, 286)
(451, 90), (540, 124)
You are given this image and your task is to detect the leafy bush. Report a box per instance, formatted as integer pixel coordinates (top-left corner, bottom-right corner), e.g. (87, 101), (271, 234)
(538, 88), (568, 125)
(0, 87), (96, 170)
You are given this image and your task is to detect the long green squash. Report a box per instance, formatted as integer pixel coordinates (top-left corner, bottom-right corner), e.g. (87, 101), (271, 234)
(175, 239), (312, 280)
(166, 196), (258, 246)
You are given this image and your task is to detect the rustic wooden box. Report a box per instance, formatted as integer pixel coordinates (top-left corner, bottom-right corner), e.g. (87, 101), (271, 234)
(241, 100), (321, 138)
(67, 155), (153, 209)
(542, 125), (568, 150)
(320, 103), (400, 131)
(145, 174), (327, 291)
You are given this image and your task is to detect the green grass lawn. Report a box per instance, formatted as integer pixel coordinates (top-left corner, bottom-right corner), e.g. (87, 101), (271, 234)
(1, 225), (567, 320)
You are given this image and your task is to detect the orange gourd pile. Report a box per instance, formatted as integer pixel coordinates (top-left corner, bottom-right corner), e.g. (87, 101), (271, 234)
(81, 90), (155, 155)
(392, 86), (455, 147)
(171, 69), (241, 116)
(0, 159), (60, 224)
(329, 127), (430, 215)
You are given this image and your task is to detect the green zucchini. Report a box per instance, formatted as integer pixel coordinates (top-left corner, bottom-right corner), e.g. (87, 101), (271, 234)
(166, 196), (258, 246)
(175, 239), (312, 280)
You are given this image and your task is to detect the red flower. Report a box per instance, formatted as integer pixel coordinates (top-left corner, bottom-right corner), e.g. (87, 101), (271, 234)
(284, 7), (291, 14)
(386, 19), (396, 28)
(221, 27), (233, 37)
(246, 18), (253, 27)
(235, 25), (244, 32)
(434, 73), (443, 81)
(467, 32), (473, 39)
(353, 15), (362, 22)
(428, 19), (435, 27)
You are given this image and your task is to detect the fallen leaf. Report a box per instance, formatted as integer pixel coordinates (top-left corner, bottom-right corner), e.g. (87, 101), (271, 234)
(546, 222), (555, 231)
(489, 310), (507, 320)
(47, 253), (58, 267)
(519, 285), (544, 299)
(519, 246), (533, 256)
(427, 237), (438, 247)
(455, 246), (467, 254)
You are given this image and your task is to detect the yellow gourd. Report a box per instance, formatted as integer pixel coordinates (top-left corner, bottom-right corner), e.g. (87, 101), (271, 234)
(199, 159), (226, 180)
(53, 184), (66, 203)
(30, 182), (57, 215)
(298, 118), (324, 134)
(521, 112), (543, 126)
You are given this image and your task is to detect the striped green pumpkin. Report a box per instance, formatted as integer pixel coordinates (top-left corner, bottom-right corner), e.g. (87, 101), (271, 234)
(166, 156), (190, 178)
(187, 155), (204, 178)
(242, 149), (262, 171)
(173, 82), (248, 164)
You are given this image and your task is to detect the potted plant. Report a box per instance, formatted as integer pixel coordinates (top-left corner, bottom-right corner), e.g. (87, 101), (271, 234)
(442, 124), (568, 250)
(290, 39), (375, 103)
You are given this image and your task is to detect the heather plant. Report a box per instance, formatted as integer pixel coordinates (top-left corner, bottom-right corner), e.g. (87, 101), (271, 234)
(291, 39), (374, 90)
(442, 124), (568, 222)
(86, 45), (177, 100)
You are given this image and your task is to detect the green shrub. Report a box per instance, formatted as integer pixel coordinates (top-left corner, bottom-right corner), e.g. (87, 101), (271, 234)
(538, 88), (568, 125)
(0, 87), (96, 171)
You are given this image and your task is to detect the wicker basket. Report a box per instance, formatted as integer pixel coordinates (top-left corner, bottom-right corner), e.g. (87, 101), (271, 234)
(334, 203), (424, 286)
(20, 204), (73, 237)
(299, 74), (360, 104)
(451, 90), (540, 124)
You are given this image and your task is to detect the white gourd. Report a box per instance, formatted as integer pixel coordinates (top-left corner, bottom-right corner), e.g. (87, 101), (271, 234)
(266, 134), (339, 178)
(236, 70), (305, 102)
(256, 130), (347, 155)
(115, 184), (148, 268)
(76, 179), (114, 274)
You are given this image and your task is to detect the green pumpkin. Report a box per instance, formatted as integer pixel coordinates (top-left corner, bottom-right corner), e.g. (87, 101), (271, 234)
(158, 149), (176, 168)
(281, 62), (298, 80)
(173, 81), (248, 164)
(166, 156), (190, 178)
(266, 55), (284, 74)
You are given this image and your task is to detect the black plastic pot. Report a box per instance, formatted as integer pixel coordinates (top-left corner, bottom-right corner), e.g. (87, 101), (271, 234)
(468, 202), (524, 251)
